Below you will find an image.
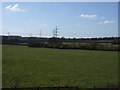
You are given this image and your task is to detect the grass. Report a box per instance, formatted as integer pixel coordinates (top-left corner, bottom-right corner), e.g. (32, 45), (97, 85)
(2, 45), (118, 88)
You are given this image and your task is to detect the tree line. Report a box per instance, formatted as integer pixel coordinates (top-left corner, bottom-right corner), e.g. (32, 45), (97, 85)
(2, 36), (120, 51)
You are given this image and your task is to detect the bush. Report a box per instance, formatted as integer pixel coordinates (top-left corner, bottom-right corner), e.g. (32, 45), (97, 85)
(48, 37), (63, 48)
(28, 37), (45, 47)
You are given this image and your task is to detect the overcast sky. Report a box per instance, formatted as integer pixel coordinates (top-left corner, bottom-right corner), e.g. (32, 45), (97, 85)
(2, 2), (118, 38)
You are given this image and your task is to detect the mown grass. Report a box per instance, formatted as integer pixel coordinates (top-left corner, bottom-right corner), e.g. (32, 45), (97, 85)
(2, 45), (118, 88)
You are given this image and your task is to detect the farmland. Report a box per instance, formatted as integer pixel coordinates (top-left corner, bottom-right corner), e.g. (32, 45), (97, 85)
(2, 45), (118, 88)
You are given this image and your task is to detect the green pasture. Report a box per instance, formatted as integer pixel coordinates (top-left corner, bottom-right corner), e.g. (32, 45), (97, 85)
(2, 45), (118, 88)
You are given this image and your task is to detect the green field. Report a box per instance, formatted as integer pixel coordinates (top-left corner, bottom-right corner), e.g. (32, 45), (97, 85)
(2, 45), (118, 88)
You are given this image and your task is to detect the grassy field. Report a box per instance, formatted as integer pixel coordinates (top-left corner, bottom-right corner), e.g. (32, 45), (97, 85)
(2, 45), (118, 88)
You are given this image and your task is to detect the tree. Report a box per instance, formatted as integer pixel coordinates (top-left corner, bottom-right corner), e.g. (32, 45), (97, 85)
(48, 37), (63, 48)
(28, 37), (44, 47)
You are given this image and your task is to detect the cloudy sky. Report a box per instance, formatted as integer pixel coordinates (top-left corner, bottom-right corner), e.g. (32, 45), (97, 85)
(2, 2), (118, 38)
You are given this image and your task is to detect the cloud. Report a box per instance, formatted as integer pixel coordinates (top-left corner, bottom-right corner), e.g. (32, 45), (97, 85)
(99, 20), (115, 24)
(80, 14), (98, 19)
(80, 14), (106, 19)
(5, 4), (25, 12)
(99, 17), (105, 19)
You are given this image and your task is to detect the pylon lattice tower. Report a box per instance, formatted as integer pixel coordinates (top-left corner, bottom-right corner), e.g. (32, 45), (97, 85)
(53, 26), (58, 38)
